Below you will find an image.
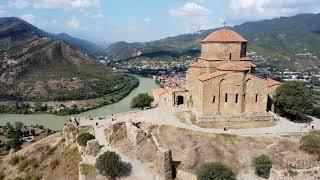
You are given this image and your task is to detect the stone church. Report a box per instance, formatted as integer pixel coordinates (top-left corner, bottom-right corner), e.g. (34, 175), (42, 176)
(153, 29), (281, 121)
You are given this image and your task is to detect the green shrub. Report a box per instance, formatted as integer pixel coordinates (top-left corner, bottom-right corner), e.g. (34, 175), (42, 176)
(8, 155), (25, 166)
(196, 162), (236, 180)
(49, 159), (60, 170)
(130, 93), (154, 110)
(287, 169), (298, 177)
(80, 163), (96, 176)
(17, 158), (38, 172)
(0, 170), (4, 180)
(96, 151), (122, 178)
(274, 81), (313, 120)
(311, 107), (320, 118)
(252, 155), (273, 178)
(77, 133), (95, 146)
(300, 130), (320, 157)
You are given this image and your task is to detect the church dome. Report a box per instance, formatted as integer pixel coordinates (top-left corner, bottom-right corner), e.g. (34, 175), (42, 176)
(202, 29), (247, 43)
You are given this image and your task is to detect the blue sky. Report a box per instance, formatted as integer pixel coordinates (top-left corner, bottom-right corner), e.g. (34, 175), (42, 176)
(1, 0), (320, 43)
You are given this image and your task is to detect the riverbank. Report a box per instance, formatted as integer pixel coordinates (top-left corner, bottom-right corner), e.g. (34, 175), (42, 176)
(0, 75), (158, 130)
(0, 75), (139, 116)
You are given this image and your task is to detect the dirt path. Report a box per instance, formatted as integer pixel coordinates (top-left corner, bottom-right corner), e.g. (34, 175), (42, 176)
(79, 107), (319, 137)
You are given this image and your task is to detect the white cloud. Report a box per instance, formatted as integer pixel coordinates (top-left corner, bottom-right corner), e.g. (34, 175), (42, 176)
(20, 14), (36, 23)
(33, 0), (101, 10)
(169, 2), (209, 17)
(67, 18), (80, 29)
(169, 2), (212, 33)
(227, 0), (320, 24)
(143, 17), (152, 23)
(9, 0), (30, 9)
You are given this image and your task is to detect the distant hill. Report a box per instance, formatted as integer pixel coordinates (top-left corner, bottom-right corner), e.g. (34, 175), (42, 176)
(53, 33), (101, 56)
(102, 13), (320, 70)
(0, 17), (134, 101)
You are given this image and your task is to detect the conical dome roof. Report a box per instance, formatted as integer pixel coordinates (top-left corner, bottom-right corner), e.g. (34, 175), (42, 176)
(202, 29), (247, 43)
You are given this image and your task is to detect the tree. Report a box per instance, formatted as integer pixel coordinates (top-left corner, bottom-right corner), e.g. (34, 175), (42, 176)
(34, 102), (43, 112)
(77, 133), (95, 146)
(96, 151), (122, 179)
(252, 155), (273, 178)
(196, 162), (236, 180)
(15, 122), (24, 131)
(274, 81), (313, 120)
(130, 93), (154, 110)
(300, 130), (320, 157)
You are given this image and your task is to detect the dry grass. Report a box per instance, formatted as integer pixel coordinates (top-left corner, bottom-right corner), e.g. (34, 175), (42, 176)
(157, 125), (320, 176)
(113, 138), (158, 164)
(80, 163), (96, 176)
(1, 133), (81, 180)
(104, 127), (112, 140)
(79, 126), (94, 135)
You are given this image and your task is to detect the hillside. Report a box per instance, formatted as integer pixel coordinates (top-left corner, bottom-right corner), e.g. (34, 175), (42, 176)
(102, 13), (320, 71)
(0, 17), (136, 102)
(53, 33), (100, 56)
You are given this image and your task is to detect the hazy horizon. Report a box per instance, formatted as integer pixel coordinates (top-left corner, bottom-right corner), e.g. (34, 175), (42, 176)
(1, 0), (320, 43)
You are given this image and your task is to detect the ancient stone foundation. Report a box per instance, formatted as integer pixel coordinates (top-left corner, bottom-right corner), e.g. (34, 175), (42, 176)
(155, 149), (174, 180)
(107, 121), (153, 145)
(270, 167), (320, 180)
(126, 122), (148, 145)
(85, 139), (100, 156)
(107, 122), (127, 145)
(63, 121), (78, 145)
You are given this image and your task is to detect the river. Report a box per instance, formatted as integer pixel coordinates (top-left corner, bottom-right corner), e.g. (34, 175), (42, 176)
(0, 74), (158, 130)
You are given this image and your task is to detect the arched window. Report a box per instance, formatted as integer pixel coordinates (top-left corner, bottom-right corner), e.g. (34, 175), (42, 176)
(235, 94), (238, 103)
(213, 96), (215, 103)
(255, 94), (258, 102)
(225, 93), (228, 102)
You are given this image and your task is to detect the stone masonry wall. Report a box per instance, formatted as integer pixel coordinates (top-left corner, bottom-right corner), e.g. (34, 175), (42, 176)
(107, 122), (127, 145)
(155, 149), (174, 180)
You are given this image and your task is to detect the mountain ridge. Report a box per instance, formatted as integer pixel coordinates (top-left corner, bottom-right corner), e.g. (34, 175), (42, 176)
(0, 17), (135, 102)
(102, 13), (320, 71)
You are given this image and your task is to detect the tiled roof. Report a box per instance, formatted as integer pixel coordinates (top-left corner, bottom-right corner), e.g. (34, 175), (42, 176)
(267, 78), (281, 87)
(190, 62), (206, 68)
(198, 71), (228, 81)
(202, 29), (247, 43)
(217, 62), (255, 71)
(153, 88), (168, 96)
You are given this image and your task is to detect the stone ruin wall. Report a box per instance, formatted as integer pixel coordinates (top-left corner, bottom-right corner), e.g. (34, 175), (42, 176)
(106, 121), (176, 180)
(270, 167), (320, 180)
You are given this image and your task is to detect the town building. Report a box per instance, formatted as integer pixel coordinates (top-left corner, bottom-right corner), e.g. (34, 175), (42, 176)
(153, 29), (281, 121)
